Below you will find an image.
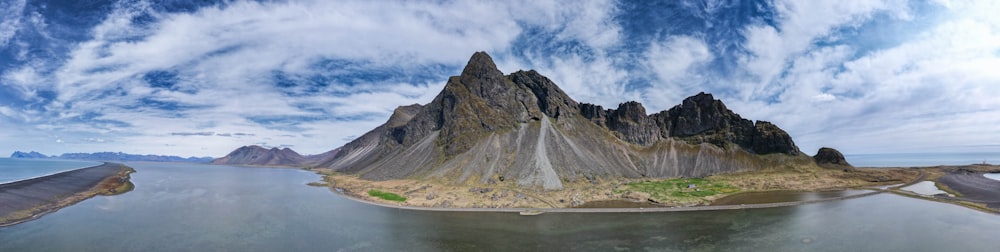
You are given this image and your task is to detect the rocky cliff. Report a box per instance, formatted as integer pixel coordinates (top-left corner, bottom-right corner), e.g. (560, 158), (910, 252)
(308, 52), (807, 190)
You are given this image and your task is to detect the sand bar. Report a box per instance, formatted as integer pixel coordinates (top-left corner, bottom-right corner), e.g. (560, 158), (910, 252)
(0, 162), (134, 227)
(936, 171), (1000, 208)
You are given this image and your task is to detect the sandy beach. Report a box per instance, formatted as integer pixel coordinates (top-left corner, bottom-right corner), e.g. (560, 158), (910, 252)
(0, 162), (134, 227)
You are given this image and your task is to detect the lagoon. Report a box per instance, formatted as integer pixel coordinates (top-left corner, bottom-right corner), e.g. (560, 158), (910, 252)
(1, 162), (999, 251)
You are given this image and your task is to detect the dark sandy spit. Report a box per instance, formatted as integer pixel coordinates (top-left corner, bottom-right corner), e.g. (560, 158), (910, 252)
(0, 162), (132, 227)
(936, 171), (1000, 208)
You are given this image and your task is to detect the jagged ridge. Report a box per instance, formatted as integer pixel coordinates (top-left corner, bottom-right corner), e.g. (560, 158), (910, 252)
(311, 52), (805, 190)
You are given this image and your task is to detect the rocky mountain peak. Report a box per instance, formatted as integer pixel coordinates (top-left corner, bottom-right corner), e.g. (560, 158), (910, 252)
(604, 101), (660, 145)
(390, 52), (588, 156)
(458, 51), (507, 99)
(656, 92), (799, 155)
(460, 51), (502, 79)
(303, 52), (807, 188)
(212, 145), (305, 166)
(665, 92), (749, 138)
(613, 101), (647, 122)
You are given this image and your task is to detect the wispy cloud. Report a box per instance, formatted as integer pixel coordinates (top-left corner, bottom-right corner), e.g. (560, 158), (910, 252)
(0, 0), (26, 47)
(1, 0), (998, 158)
(0, 0), (623, 156)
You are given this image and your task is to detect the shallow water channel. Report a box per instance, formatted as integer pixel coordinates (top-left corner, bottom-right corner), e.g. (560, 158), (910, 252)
(2, 162), (999, 251)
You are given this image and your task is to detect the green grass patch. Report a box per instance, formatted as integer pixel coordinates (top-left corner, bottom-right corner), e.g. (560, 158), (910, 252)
(626, 178), (739, 202)
(368, 189), (407, 202)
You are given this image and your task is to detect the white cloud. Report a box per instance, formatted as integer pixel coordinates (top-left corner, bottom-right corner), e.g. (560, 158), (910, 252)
(0, 0), (26, 47)
(642, 35), (714, 110)
(517, 52), (634, 109)
(751, 0), (1000, 154)
(738, 0), (900, 99)
(6, 0), (998, 159)
(0, 0), (628, 157)
(504, 0), (620, 50)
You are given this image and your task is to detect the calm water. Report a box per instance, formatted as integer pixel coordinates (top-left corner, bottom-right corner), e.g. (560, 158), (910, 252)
(985, 173), (1000, 182)
(846, 152), (1000, 167)
(2, 162), (1000, 251)
(0, 158), (100, 184)
(711, 190), (871, 206)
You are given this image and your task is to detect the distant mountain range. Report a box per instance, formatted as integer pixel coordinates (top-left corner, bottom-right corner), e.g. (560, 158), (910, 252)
(10, 151), (49, 159)
(9, 151), (213, 163)
(216, 52), (817, 190)
(211, 145), (336, 166)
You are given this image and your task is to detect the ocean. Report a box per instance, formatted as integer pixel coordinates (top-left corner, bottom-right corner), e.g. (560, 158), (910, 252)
(845, 152), (1000, 167)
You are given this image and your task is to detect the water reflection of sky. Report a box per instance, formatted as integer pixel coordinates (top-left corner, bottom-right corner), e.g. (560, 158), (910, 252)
(900, 181), (948, 196)
(3, 163), (1000, 251)
(984, 173), (1000, 182)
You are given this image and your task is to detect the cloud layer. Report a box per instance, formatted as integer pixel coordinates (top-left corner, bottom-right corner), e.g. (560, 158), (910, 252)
(1, 0), (998, 157)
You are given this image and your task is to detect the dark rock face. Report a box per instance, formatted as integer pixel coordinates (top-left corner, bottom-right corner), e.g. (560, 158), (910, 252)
(509, 70), (578, 119)
(752, 121), (800, 155)
(814, 147), (851, 167)
(286, 52), (809, 188)
(580, 92), (800, 155)
(653, 92), (800, 155)
(583, 101), (661, 145)
(212, 145), (305, 166)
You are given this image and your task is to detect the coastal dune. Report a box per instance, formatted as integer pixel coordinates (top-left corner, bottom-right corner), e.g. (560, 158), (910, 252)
(0, 162), (134, 227)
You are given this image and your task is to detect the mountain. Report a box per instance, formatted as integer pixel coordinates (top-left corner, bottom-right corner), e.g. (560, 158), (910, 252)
(10, 151), (51, 159)
(57, 152), (214, 163)
(307, 52), (804, 190)
(9, 151), (212, 162)
(211, 145), (308, 166)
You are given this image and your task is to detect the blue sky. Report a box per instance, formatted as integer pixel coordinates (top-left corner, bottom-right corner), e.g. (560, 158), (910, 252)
(1, 0), (999, 157)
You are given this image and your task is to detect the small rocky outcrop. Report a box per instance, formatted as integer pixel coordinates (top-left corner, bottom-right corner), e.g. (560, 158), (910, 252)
(814, 147), (852, 169)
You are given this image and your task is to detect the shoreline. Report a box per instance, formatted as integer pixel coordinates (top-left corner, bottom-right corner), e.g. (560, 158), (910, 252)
(0, 162), (135, 227)
(314, 165), (1000, 214)
(923, 168), (1000, 213)
(327, 185), (886, 213)
(313, 162), (923, 209)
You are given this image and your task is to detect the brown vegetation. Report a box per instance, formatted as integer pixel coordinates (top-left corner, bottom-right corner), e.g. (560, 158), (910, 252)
(313, 162), (923, 209)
